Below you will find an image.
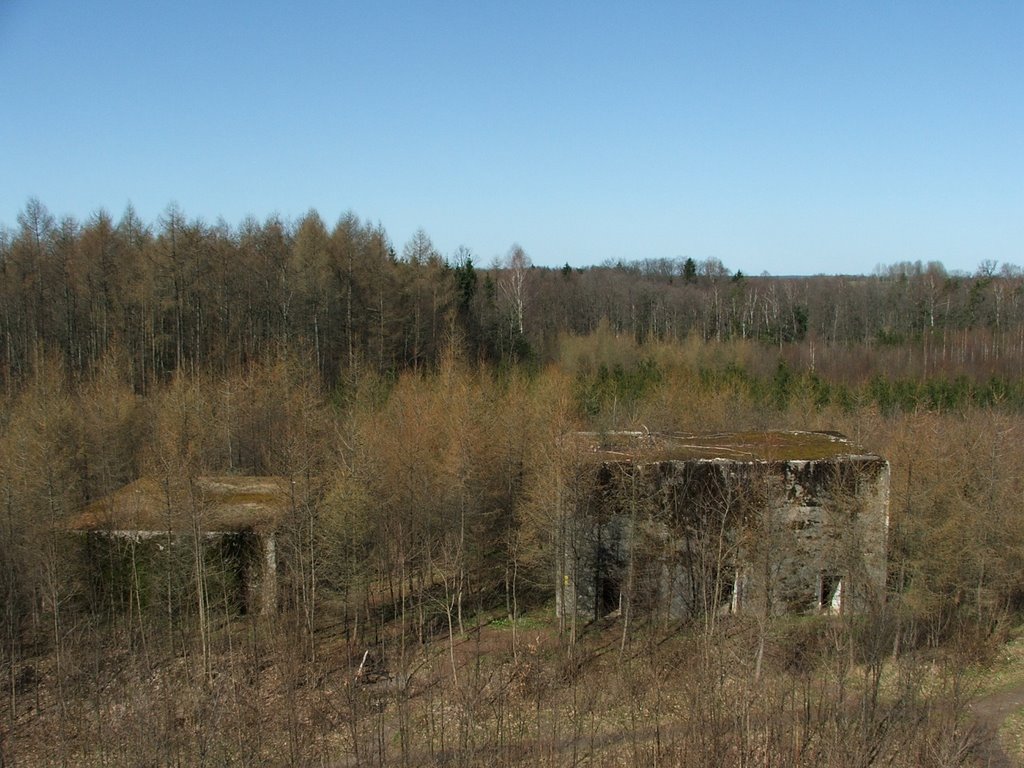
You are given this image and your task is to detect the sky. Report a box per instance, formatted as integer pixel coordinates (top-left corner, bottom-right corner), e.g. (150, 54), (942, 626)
(0, 1), (1021, 276)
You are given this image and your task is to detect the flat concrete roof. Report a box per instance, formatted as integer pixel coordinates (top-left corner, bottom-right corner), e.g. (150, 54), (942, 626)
(70, 476), (289, 533)
(578, 430), (880, 463)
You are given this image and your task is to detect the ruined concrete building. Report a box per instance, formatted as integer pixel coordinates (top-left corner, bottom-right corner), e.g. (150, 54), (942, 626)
(556, 431), (890, 622)
(70, 476), (287, 614)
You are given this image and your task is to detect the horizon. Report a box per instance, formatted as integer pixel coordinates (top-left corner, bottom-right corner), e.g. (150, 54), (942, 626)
(2, 1), (1020, 276)
(0, 196), (1016, 280)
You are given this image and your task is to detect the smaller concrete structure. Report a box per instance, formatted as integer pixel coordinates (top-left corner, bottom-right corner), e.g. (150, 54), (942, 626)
(70, 476), (289, 614)
(557, 431), (890, 623)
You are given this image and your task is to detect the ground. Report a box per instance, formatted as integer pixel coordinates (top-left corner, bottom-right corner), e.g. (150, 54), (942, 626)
(8, 610), (1024, 766)
(970, 629), (1024, 767)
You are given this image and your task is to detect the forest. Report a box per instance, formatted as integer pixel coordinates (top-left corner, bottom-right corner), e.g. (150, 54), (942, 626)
(3, 199), (1024, 766)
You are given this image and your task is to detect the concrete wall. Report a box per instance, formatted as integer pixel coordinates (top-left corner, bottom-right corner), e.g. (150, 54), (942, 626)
(557, 454), (890, 622)
(80, 529), (278, 616)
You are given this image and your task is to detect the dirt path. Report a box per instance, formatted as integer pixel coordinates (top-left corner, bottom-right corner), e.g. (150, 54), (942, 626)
(972, 683), (1024, 767)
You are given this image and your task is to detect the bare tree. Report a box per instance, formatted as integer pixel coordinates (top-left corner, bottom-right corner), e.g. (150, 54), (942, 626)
(500, 244), (531, 345)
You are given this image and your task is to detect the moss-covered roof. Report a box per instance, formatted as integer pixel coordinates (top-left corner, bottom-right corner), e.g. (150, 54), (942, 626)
(70, 476), (290, 533)
(579, 430), (880, 463)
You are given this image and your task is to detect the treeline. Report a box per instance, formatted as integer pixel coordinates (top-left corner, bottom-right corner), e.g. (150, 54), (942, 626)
(3, 199), (1024, 391)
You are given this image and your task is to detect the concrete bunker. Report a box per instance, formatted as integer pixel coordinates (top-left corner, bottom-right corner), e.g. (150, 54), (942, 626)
(557, 431), (890, 622)
(70, 476), (287, 616)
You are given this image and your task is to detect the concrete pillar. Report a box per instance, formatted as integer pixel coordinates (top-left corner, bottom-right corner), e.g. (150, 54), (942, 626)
(246, 532), (278, 615)
(260, 533), (277, 614)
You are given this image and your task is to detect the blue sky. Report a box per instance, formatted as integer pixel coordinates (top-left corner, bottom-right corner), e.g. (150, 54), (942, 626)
(1, 1), (1020, 275)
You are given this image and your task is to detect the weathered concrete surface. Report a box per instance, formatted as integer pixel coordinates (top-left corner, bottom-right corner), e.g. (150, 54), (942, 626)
(557, 431), (890, 622)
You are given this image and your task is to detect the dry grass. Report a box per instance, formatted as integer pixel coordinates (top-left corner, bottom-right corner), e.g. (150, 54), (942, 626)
(971, 628), (1024, 762)
(68, 475), (289, 533)
(583, 428), (874, 462)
